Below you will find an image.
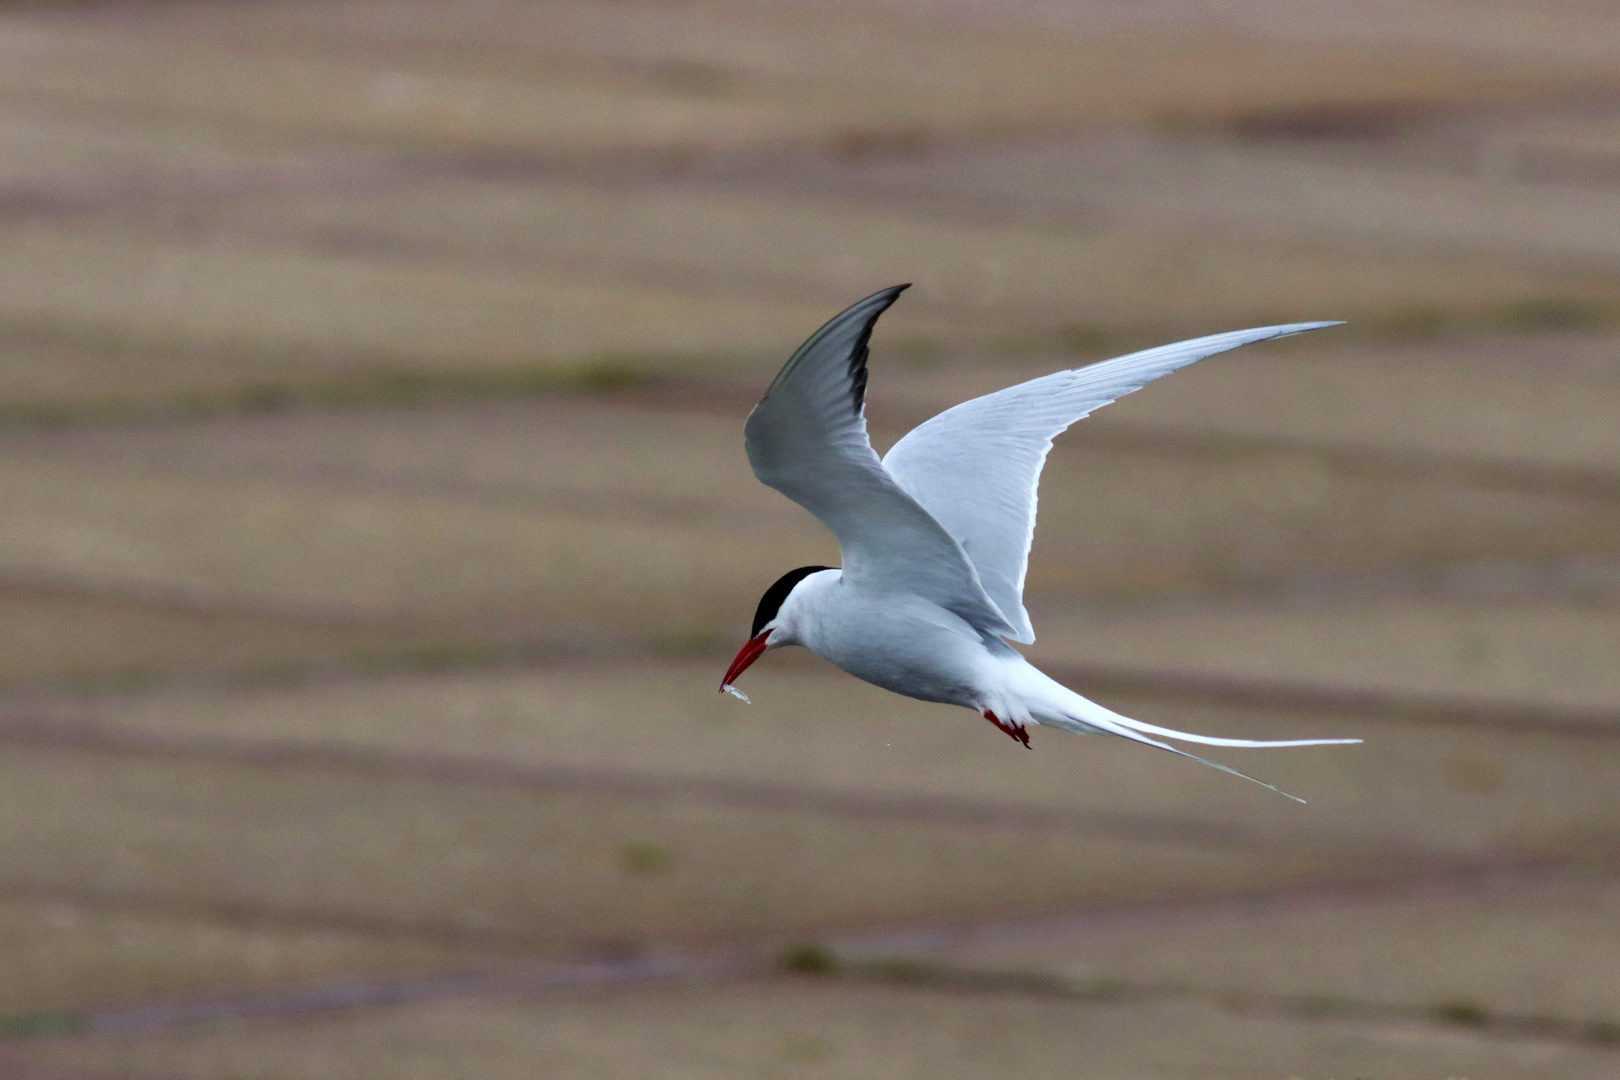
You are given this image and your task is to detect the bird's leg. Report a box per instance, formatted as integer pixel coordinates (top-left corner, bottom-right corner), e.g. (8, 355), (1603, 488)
(983, 710), (1030, 748)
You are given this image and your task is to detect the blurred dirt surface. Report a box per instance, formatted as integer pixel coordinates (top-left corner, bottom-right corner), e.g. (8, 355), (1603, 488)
(4, 0), (1620, 1076)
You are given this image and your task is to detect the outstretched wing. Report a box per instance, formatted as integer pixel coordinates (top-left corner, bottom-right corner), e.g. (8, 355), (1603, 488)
(883, 322), (1342, 643)
(745, 285), (1019, 637)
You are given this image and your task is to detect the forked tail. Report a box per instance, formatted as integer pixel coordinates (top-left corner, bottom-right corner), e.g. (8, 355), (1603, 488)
(1021, 666), (1360, 803)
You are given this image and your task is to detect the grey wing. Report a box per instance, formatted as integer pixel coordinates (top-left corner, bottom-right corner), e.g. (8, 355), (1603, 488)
(745, 285), (1019, 638)
(883, 322), (1342, 643)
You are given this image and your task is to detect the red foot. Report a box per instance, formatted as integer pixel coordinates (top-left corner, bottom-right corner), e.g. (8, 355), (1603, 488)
(983, 710), (1030, 748)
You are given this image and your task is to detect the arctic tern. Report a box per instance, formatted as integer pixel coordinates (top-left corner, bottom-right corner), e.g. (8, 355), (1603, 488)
(720, 285), (1359, 800)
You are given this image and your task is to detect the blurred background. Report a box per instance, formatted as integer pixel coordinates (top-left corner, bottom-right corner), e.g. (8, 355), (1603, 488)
(2, 0), (1620, 1076)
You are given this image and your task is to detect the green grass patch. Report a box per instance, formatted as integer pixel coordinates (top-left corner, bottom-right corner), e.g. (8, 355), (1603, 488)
(648, 60), (738, 99)
(1584, 1018), (1620, 1045)
(616, 839), (675, 875)
(1364, 297), (1620, 342)
(1431, 997), (1491, 1026)
(1487, 297), (1616, 333)
(0, 1012), (86, 1038)
(778, 942), (839, 975)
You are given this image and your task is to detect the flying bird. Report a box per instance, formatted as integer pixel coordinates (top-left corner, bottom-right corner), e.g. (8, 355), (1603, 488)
(720, 285), (1359, 800)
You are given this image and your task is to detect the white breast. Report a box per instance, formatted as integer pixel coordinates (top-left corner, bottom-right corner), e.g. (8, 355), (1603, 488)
(776, 570), (1004, 709)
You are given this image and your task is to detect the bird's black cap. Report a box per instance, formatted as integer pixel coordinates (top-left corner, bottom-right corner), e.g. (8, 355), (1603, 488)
(752, 566), (831, 637)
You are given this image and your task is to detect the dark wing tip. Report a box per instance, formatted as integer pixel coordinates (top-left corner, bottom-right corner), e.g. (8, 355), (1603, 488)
(761, 284), (912, 411)
(845, 287), (911, 415)
(862, 283), (910, 305)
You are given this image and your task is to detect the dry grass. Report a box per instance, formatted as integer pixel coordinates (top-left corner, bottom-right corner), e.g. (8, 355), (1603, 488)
(0, 399), (771, 522)
(50, 659), (1620, 858)
(181, 174), (1620, 331)
(22, 978), (1620, 1080)
(0, 586), (424, 691)
(917, 878), (1620, 1022)
(4, 181), (1607, 420)
(837, 128), (1620, 271)
(5, 0), (1576, 146)
(1022, 437), (1620, 596)
(0, 223), (880, 374)
(0, 98), (314, 184)
(1032, 600), (1620, 717)
(0, 743), (1293, 952)
(7, 393), (1620, 670)
(0, 896), (484, 1018)
(0, 0), (1613, 422)
(1058, 334), (1620, 475)
(0, 455), (832, 632)
(0, 26), (811, 156)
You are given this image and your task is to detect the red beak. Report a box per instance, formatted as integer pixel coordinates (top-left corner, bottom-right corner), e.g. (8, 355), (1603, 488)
(720, 631), (771, 692)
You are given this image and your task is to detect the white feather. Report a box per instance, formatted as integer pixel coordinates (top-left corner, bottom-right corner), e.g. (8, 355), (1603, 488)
(1009, 660), (1358, 804)
(745, 285), (1018, 639)
(884, 323), (1342, 642)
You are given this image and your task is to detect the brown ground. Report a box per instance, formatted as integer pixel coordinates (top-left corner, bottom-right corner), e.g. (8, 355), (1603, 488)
(3, 0), (1620, 1076)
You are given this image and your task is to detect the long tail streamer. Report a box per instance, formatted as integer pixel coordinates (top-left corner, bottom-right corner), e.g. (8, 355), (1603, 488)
(1039, 683), (1361, 804)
